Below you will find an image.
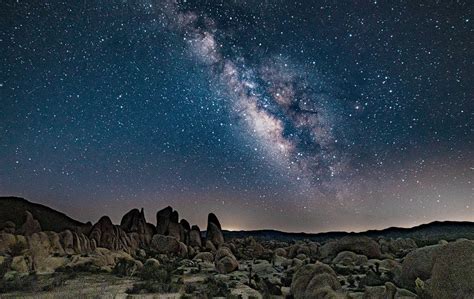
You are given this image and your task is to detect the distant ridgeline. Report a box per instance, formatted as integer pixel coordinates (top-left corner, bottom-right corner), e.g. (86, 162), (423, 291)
(1, 196), (474, 246)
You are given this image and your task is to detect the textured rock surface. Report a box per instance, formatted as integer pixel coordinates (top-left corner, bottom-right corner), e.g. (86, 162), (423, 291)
(189, 225), (202, 247)
(20, 211), (42, 236)
(120, 208), (155, 246)
(215, 246), (238, 273)
(291, 262), (342, 299)
(150, 234), (181, 254)
(89, 216), (135, 253)
(399, 243), (444, 290)
(319, 236), (382, 260)
(156, 206), (173, 235)
(206, 213), (224, 247)
(429, 240), (474, 298)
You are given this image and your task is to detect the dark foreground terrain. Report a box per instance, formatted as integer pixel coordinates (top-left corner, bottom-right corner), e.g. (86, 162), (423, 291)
(0, 196), (473, 298)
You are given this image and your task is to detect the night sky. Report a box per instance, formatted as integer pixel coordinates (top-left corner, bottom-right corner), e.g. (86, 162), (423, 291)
(1, 0), (472, 232)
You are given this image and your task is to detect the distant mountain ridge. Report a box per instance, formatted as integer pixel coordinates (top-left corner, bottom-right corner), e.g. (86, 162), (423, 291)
(0, 196), (91, 233)
(223, 221), (474, 244)
(1, 196), (473, 243)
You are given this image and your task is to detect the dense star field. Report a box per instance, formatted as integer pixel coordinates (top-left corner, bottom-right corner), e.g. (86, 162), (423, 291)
(1, 0), (472, 232)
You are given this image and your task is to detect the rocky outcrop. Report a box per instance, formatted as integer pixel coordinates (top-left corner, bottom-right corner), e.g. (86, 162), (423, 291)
(180, 219), (190, 244)
(291, 262), (342, 299)
(319, 236), (382, 260)
(0, 233), (27, 255)
(20, 211), (42, 236)
(379, 238), (417, 255)
(189, 225), (202, 247)
(363, 282), (416, 299)
(428, 240), (474, 298)
(65, 247), (135, 273)
(120, 208), (155, 246)
(206, 213), (224, 247)
(194, 252), (214, 263)
(150, 234), (180, 254)
(156, 206), (174, 235)
(214, 246), (238, 274)
(332, 251), (368, 266)
(89, 216), (136, 253)
(155, 206), (192, 245)
(2, 221), (16, 234)
(399, 243), (444, 290)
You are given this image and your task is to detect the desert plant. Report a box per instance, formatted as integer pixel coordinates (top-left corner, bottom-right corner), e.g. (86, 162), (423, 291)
(113, 258), (139, 277)
(0, 273), (38, 293)
(205, 276), (230, 298)
(126, 280), (181, 294)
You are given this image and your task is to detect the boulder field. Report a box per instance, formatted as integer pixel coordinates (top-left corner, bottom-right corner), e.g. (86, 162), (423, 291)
(0, 207), (473, 298)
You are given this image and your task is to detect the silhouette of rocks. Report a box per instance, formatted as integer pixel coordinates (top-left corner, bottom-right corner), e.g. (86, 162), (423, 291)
(89, 216), (135, 253)
(206, 213), (224, 247)
(20, 211), (42, 236)
(189, 225), (202, 247)
(156, 206), (173, 235)
(120, 208), (155, 246)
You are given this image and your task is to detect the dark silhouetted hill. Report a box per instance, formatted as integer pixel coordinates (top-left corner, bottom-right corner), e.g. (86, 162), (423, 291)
(0, 196), (91, 233)
(1, 196), (473, 244)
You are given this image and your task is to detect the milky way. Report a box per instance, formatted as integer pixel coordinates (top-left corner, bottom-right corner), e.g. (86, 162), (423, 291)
(161, 0), (350, 197)
(1, 0), (472, 232)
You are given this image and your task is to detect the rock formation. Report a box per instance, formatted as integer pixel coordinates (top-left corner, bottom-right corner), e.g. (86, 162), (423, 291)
(89, 216), (136, 253)
(428, 240), (474, 298)
(319, 236), (382, 260)
(20, 211), (42, 236)
(120, 208), (155, 246)
(291, 262), (342, 299)
(214, 246), (238, 274)
(189, 225), (202, 247)
(206, 213), (224, 247)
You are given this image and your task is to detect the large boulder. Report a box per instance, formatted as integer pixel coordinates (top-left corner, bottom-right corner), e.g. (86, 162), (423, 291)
(363, 282), (416, 299)
(59, 230), (74, 254)
(288, 244), (311, 259)
(429, 240), (474, 298)
(156, 206), (174, 235)
(168, 222), (184, 242)
(2, 221), (16, 234)
(180, 219), (190, 244)
(319, 236), (382, 260)
(332, 251), (368, 266)
(150, 234), (180, 254)
(193, 252), (214, 263)
(291, 262), (343, 299)
(11, 255), (29, 273)
(206, 213), (224, 247)
(89, 216), (135, 253)
(215, 246), (238, 274)
(189, 225), (202, 247)
(380, 238), (417, 255)
(20, 211), (42, 236)
(120, 208), (155, 246)
(65, 247), (134, 272)
(45, 231), (65, 256)
(399, 243), (445, 290)
(27, 232), (54, 269)
(0, 233), (27, 255)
